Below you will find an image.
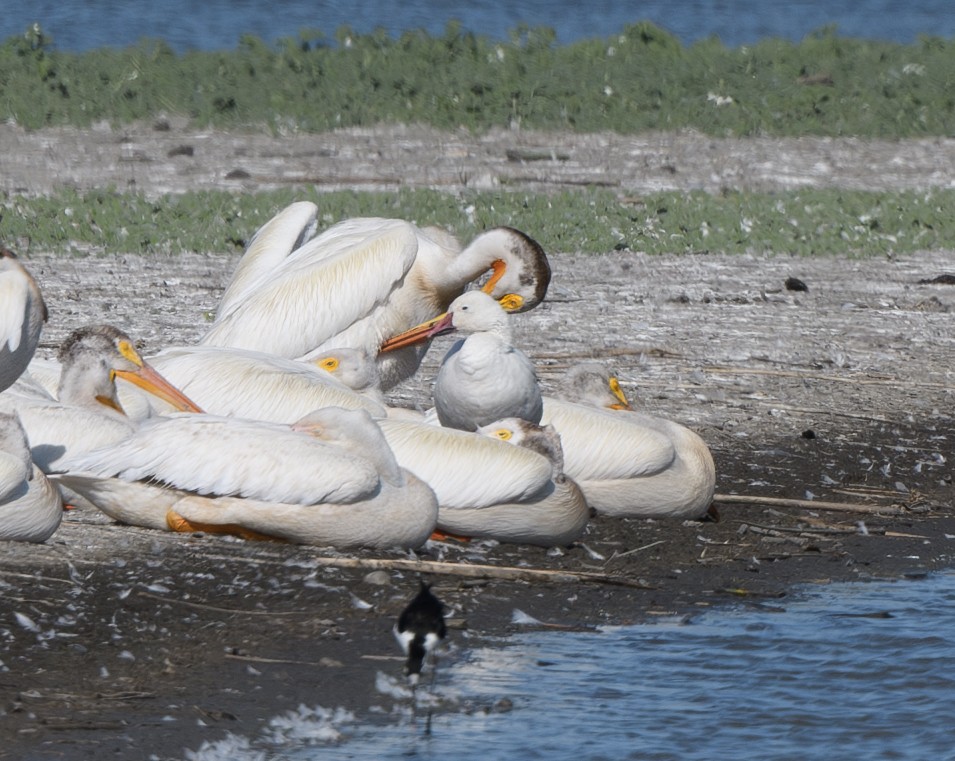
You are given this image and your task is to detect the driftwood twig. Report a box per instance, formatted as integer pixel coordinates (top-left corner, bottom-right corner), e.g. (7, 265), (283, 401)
(714, 493), (904, 515)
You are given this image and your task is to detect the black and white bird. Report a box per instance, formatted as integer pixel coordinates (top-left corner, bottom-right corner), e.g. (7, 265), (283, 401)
(394, 581), (447, 686)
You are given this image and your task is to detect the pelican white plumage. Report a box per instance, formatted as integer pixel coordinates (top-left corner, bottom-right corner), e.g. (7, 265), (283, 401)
(144, 345), (386, 422)
(385, 290), (542, 431)
(308, 346), (426, 420)
(201, 203), (551, 390)
(0, 325), (202, 473)
(57, 407), (439, 550)
(380, 417), (588, 546)
(540, 363), (716, 519)
(0, 248), (48, 393)
(0, 412), (62, 543)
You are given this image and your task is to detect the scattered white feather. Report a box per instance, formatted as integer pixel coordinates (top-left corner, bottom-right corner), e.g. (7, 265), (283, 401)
(14, 612), (39, 632)
(511, 609), (543, 625)
(375, 671), (412, 699)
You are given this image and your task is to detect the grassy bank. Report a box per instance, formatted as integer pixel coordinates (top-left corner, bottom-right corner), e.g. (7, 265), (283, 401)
(3, 22), (955, 138)
(4, 186), (953, 257)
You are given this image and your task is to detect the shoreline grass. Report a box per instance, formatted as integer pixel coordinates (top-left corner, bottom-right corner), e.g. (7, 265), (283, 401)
(4, 186), (953, 258)
(3, 22), (954, 138)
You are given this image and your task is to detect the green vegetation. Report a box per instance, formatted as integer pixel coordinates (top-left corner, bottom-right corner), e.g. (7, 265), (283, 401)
(3, 23), (954, 257)
(2, 22), (954, 137)
(3, 186), (951, 257)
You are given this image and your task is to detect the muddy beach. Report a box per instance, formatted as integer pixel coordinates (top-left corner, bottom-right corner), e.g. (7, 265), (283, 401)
(1, 124), (954, 760)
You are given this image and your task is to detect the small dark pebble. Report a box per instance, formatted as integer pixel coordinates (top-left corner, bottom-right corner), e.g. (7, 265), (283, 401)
(801, 429), (816, 439)
(225, 168), (252, 179)
(167, 145), (194, 158)
(785, 277), (809, 292)
(917, 274), (955, 285)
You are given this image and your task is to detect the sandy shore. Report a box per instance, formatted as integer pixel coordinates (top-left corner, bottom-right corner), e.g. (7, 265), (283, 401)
(1, 125), (953, 760)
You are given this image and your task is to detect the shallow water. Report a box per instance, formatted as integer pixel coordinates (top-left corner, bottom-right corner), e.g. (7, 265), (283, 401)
(189, 572), (955, 760)
(5, 0), (955, 52)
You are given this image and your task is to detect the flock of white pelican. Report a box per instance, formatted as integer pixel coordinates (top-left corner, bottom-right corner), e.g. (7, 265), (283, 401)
(0, 203), (716, 550)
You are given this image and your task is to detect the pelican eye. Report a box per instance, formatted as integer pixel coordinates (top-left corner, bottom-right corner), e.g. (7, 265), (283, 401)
(493, 429), (512, 441)
(117, 339), (143, 366)
(319, 357), (339, 371)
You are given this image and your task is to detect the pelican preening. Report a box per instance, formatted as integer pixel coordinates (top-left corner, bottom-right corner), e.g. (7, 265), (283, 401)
(5, 200), (717, 553)
(201, 203), (552, 390)
(57, 407), (439, 550)
(0, 412), (62, 543)
(0, 248), (47, 393)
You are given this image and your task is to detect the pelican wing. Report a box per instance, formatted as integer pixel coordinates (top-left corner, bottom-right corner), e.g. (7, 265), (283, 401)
(0, 398), (135, 473)
(0, 449), (31, 502)
(201, 219), (419, 357)
(380, 419), (553, 508)
(0, 269), (30, 352)
(60, 414), (380, 505)
(149, 346), (385, 421)
(217, 201), (319, 320)
(541, 399), (677, 481)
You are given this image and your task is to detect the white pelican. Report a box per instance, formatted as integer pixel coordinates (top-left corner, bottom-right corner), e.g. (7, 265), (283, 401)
(384, 290), (543, 431)
(0, 412), (62, 543)
(540, 364), (716, 519)
(308, 346), (426, 420)
(0, 325), (202, 473)
(144, 345), (386, 422)
(56, 407), (439, 550)
(379, 416), (588, 546)
(200, 204), (551, 390)
(0, 249), (47, 393)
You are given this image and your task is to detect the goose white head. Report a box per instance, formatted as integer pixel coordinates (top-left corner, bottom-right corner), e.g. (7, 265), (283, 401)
(426, 290), (512, 341)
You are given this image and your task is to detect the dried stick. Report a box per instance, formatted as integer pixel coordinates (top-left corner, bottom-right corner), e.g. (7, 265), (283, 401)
(300, 556), (654, 588)
(714, 493), (904, 514)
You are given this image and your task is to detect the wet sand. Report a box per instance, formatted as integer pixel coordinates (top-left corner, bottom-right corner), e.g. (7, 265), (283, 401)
(1, 124), (953, 760)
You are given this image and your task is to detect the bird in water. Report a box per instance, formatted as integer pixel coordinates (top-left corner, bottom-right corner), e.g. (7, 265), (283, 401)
(0, 248), (48, 393)
(384, 290), (543, 431)
(394, 581), (447, 687)
(201, 202), (551, 390)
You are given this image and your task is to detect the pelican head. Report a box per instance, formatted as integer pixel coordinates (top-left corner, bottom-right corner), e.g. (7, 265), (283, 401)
(308, 347), (381, 394)
(472, 227), (551, 314)
(56, 325), (203, 414)
(557, 362), (632, 410)
(478, 417), (567, 482)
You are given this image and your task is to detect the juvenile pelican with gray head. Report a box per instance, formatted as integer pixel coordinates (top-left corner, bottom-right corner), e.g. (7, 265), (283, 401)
(0, 325), (203, 473)
(541, 363), (716, 519)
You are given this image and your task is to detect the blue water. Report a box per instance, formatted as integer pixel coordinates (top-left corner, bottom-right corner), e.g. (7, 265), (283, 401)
(185, 572), (955, 760)
(4, 0), (955, 53)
